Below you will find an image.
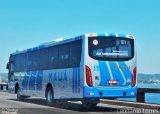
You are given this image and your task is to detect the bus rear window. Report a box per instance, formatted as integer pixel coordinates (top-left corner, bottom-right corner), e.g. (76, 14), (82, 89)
(88, 37), (134, 61)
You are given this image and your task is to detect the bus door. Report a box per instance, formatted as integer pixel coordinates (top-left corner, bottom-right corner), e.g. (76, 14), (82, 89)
(6, 61), (15, 93)
(7, 61), (14, 82)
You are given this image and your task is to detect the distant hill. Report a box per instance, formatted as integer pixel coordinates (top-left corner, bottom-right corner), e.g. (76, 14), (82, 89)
(0, 73), (8, 77)
(138, 73), (160, 80)
(138, 73), (160, 84)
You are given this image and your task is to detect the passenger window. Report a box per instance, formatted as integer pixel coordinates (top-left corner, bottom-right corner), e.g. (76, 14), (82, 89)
(48, 46), (59, 69)
(59, 44), (70, 68)
(69, 40), (82, 67)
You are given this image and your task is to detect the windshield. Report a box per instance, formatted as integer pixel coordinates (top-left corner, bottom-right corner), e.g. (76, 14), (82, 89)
(88, 37), (134, 61)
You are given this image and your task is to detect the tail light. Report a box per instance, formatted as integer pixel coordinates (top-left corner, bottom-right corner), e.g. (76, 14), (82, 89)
(132, 67), (137, 87)
(85, 65), (93, 87)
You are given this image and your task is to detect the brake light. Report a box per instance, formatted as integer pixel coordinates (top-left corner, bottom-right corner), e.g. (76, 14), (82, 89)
(85, 65), (93, 87)
(132, 67), (137, 87)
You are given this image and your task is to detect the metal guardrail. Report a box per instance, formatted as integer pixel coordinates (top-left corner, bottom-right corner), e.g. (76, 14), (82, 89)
(136, 88), (160, 103)
(101, 88), (160, 109)
(0, 83), (8, 92)
(101, 99), (160, 109)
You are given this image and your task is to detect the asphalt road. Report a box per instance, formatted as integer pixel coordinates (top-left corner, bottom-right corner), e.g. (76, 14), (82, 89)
(0, 92), (155, 114)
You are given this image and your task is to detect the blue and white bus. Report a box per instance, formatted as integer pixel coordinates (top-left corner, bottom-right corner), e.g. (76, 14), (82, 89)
(7, 33), (137, 106)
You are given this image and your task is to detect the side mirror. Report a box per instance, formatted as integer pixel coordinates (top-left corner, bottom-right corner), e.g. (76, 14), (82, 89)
(6, 63), (9, 69)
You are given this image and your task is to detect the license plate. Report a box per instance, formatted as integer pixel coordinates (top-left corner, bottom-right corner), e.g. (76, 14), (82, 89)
(108, 80), (118, 84)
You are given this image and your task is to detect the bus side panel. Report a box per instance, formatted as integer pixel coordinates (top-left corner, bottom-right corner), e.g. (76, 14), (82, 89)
(42, 67), (83, 99)
(19, 38), (85, 99)
(13, 67), (84, 99)
(8, 36), (85, 99)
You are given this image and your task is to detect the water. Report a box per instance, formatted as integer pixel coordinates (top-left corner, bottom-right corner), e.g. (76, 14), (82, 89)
(118, 83), (160, 104)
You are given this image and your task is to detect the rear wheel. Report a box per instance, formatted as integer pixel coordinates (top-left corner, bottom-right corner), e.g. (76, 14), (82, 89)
(46, 86), (55, 106)
(82, 99), (100, 107)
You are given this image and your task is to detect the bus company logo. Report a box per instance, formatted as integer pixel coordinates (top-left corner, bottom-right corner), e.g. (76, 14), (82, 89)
(114, 66), (130, 70)
(93, 39), (98, 45)
(48, 71), (68, 82)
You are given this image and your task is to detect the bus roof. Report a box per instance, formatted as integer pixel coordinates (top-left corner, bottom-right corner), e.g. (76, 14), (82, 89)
(11, 33), (134, 56)
(86, 33), (135, 39)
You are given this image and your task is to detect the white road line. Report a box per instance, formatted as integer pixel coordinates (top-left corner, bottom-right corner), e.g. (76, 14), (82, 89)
(89, 112), (103, 114)
(98, 103), (133, 109)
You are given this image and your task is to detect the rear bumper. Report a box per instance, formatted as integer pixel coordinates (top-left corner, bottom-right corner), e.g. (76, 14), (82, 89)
(83, 86), (137, 98)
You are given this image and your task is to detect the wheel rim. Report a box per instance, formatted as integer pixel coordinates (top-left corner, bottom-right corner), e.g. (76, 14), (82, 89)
(47, 90), (53, 103)
(17, 88), (20, 98)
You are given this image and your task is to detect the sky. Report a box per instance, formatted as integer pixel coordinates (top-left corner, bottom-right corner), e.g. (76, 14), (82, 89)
(0, 0), (160, 74)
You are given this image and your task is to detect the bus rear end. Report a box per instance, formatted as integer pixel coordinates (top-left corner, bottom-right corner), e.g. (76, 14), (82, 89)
(83, 33), (137, 99)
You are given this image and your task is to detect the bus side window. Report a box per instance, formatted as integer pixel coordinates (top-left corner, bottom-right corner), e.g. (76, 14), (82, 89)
(48, 46), (59, 69)
(59, 44), (70, 68)
(69, 40), (82, 67)
(39, 48), (49, 70)
(10, 62), (14, 73)
(8, 62), (14, 81)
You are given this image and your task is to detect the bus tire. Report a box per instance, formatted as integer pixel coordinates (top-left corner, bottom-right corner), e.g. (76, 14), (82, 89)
(82, 99), (99, 107)
(17, 87), (24, 101)
(46, 86), (55, 106)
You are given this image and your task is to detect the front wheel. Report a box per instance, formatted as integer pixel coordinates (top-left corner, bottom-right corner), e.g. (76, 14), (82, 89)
(17, 87), (24, 101)
(82, 99), (100, 107)
(46, 86), (55, 106)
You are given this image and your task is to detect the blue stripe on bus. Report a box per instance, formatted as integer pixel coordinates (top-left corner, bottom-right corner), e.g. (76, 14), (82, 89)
(22, 75), (28, 90)
(98, 61), (110, 86)
(108, 62), (124, 85)
(36, 71), (43, 91)
(118, 62), (132, 85)
(27, 48), (33, 52)
(38, 45), (45, 49)
(78, 67), (80, 93)
(72, 68), (75, 93)
(75, 68), (78, 93)
(32, 47), (38, 51)
(96, 33), (128, 38)
(75, 36), (81, 40)
(72, 67), (80, 93)
(108, 33), (116, 37)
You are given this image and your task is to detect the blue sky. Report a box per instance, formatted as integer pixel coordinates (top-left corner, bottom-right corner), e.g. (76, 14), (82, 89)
(0, 0), (160, 74)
